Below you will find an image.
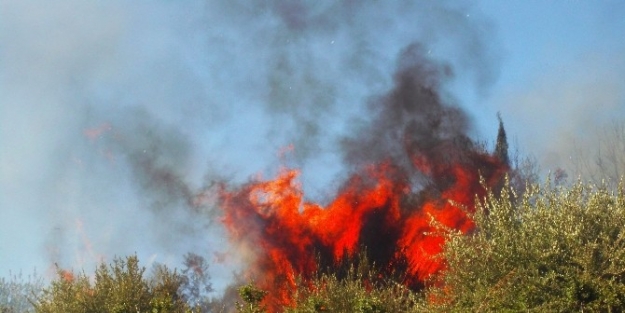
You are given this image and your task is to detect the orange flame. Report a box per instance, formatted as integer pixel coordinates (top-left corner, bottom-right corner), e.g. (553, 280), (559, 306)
(220, 150), (506, 310)
(60, 269), (75, 283)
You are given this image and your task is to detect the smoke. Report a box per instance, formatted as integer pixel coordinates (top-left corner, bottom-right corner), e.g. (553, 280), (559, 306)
(0, 0), (500, 295)
(218, 42), (508, 309)
(0, 0), (230, 284)
(342, 44), (472, 173)
(497, 52), (625, 175)
(473, 1), (625, 179)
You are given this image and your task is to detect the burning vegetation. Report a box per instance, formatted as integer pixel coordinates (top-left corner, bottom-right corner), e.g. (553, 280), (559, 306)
(219, 45), (509, 310)
(4, 0), (625, 312)
(11, 44), (625, 313)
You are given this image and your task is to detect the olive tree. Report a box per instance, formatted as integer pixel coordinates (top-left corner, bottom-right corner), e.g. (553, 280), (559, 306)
(569, 121), (625, 188)
(34, 255), (190, 313)
(419, 180), (625, 312)
(0, 272), (42, 313)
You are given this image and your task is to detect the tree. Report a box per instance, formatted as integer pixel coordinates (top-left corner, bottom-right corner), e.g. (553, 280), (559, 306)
(178, 253), (213, 311)
(286, 262), (420, 313)
(569, 120), (625, 188)
(236, 284), (267, 313)
(34, 255), (191, 313)
(418, 180), (625, 312)
(0, 272), (42, 313)
(508, 147), (541, 194)
(492, 113), (540, 195)
(494, 112), (510, 166)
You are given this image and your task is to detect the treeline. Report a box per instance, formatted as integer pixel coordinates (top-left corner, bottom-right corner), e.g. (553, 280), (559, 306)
(4, 178), (625, 312)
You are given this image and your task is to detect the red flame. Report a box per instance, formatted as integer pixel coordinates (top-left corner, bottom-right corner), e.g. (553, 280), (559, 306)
(220, 149), (506, 310)
(59, 269), (75, 283)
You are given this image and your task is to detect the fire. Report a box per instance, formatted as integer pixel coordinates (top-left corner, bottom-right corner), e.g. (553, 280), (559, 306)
(60, 269), (75, 282)
(220, 151), (507, 310)
(218, 46), (508, 310)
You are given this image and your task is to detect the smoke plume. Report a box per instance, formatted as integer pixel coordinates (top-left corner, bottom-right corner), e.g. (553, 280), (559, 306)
(0, 0), (500, 297)
(219, 42), (507, 310)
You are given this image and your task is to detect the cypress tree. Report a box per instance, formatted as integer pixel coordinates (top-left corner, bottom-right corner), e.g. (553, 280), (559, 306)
(495, 112), (509, 166)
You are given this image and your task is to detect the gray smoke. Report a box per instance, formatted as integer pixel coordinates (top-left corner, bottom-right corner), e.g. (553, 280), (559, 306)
(495, 53), (625, 178)
(342, 44), (472, 172)
(0, 0), (499, 292)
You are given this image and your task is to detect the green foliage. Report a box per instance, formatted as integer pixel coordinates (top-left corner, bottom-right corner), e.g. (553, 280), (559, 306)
(495, 112), (509, 166)
(34, 255), (190, 313)
(286, 262), (420, 313)
(15, 179), (625, 312)
(235, 283), (267, 313)
(179, 253), (213, 311)
(419, 179), (625, 312)
(0, 272), (43, 313)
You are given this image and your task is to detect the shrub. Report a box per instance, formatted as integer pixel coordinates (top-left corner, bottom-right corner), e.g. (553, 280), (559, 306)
(419, 180), (625, 312)
(286, 266), (419, 313)
(34, 255), (190, 313)
(0, 272), (42, 313)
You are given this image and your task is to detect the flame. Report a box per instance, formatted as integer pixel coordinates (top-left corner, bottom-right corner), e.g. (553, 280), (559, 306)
(59, 269), (75, 283)
(220, 150), (506, 310)
(75, 218), (105, 267)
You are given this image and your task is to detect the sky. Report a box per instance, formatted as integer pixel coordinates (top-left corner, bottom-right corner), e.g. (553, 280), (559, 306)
(1, 0), (625, 293)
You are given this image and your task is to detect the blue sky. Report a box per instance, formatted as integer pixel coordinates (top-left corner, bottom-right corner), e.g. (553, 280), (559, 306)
(473, 0), (625, 168)
(1, 0), (624, 291)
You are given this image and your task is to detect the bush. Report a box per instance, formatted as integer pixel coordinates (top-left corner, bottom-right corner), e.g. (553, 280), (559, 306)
(233, 258), (421, 313)
(285, 263), (420, 313)
(34, 255), (190, 313)
(419, 179), (625, 312)
(24, 179), (625, 312)
(0, 272), (42, 313)
(236, 283), (268, 313)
